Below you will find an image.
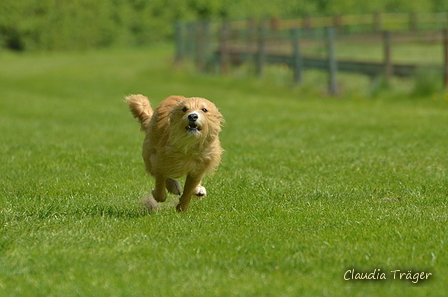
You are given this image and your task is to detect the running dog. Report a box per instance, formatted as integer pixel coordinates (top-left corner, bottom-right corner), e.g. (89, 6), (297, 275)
(125, 94), (224, 212)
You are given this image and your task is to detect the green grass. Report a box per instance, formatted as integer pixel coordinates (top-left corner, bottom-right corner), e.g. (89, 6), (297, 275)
(0, 45), (447, 296)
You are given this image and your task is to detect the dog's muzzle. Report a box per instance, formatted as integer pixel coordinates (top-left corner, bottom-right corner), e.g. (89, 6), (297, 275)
(186, 112), (201, 132)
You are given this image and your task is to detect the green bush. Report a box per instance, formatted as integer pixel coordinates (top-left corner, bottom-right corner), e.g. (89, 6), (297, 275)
(0, 0), (188, 51)
(1, 0), (448, 51)
(412, 67), (443, 98)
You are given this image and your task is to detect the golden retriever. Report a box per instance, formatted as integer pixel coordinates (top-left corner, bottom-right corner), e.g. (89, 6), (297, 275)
(125, 94), (224, 212)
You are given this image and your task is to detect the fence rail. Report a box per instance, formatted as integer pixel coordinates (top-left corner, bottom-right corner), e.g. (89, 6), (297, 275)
(190, 12), (448, 34)
(175, 12), (448, 95)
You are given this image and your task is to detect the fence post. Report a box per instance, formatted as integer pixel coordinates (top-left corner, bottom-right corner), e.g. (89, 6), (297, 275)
(203, 20), (211, 71)
(270, 16), (280, 35)
(383, 31), (392, 83)
(410, 12), (418, 31)
(193, 23), (202, 72)
(185, 22), (195, 59)
(443, 28), (448, 88)
(256, 20), (267, 77)
(304, 14), (312, 36)
(334, 14), (343, 32)
(174, 21), (184, 64)
(247, 18), (256, 49)
(374, 12), (382, 32)
(195, 21), (210, 72)
(220, 21), (230, 74)
(326, 26), (338, 95)
(290, 28), (302, 84)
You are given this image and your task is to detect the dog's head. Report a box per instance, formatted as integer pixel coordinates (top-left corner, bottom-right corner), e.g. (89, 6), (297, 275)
(169, 97), (223, 148)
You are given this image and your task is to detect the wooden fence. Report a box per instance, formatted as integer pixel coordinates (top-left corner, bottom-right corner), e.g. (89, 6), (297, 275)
(223, 12), (448, 32)
(175, 12), (448, 95)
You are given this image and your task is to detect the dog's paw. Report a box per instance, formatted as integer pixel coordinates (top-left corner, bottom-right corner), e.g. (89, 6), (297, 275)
(151, 189), (167, 202)
(142, 194), (158, 211)
(166, 178), (182, 195)
(194, 186), (207, 200)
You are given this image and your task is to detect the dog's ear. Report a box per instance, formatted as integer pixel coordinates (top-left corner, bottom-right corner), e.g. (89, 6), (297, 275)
(207, 107), (224, 137)
(168, 95), (187, 103)
(217, 109), (225, 126)
(209, 104), (224, 127)
(165, 96), (187, 116)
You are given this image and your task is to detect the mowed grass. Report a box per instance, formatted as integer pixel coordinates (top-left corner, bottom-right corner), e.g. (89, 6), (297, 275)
(0, 45), (447, 296)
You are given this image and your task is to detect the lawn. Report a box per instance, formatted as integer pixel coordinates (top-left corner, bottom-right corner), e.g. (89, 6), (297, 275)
(0, 45), (447, 296)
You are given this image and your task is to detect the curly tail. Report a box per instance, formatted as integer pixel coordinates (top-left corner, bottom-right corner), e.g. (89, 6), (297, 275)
(125, 94), (153, 131)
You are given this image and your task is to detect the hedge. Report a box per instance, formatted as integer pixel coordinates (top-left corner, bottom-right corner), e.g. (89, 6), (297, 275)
(1, 0), (447, 51)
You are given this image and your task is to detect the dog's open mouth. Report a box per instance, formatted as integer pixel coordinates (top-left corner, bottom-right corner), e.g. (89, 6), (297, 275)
(186, 122), (202, 132)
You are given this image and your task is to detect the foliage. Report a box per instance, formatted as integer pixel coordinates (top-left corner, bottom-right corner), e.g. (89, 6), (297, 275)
(412, 67), (444, 97)
(1, 0), (448, 51)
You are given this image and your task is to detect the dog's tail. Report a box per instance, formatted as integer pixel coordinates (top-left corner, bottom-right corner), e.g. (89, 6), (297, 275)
(125, 94), (153, 131)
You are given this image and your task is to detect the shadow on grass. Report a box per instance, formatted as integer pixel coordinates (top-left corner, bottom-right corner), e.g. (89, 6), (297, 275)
(11, 203), (153, 221)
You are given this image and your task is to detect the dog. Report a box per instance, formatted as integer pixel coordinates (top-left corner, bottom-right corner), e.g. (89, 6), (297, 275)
(125, 94), (224, 212)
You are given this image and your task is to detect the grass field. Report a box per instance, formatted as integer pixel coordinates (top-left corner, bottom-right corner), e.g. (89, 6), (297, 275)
(0, 45), (447, 296)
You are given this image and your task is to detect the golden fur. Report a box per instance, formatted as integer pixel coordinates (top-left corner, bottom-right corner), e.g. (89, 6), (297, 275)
(125, 94), (224, 212)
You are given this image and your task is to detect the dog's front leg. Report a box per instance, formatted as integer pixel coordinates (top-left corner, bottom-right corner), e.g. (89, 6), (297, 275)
(152, 174), (167, 202)
(176, 174), (203, 212)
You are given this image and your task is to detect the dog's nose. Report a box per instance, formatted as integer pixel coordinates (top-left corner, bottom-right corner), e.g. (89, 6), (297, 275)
(188, 113), (198, 121)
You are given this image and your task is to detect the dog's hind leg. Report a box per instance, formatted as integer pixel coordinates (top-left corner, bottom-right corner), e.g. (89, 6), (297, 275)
(166, 178), (182, 195)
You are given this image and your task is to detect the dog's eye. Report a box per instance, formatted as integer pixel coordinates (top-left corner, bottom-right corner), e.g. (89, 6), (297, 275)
(182, 107), (188, 112)
(201, 108), (208, 113)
